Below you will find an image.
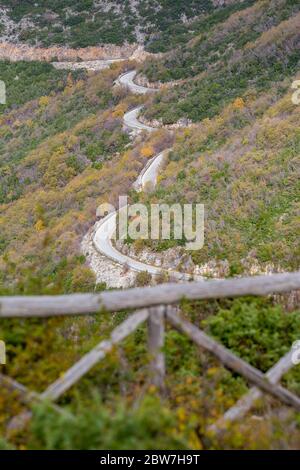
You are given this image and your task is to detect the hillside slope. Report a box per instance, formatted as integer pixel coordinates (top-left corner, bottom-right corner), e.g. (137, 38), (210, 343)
(0, 0), (300, 451)
(0, 0), (233, 47)
(141, 0), (300, 123)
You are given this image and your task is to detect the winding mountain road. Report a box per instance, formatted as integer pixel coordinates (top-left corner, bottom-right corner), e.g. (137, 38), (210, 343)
(92, 69), (201, 281)
(93, 212), (187, 277)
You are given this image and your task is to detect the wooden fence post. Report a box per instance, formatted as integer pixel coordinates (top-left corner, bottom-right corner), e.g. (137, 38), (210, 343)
(147, 306), (165, 392)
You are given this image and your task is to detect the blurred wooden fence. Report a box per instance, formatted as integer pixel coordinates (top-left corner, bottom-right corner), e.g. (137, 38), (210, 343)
(1, 271), (300, 433)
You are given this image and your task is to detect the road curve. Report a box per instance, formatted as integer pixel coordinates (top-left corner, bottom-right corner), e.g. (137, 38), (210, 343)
(93, 212), (191, 279)
(124, 106), (156, 133)
(117, 70), (158, 95)
(133, 150), (168, 191)
(93, 70), (201, 281)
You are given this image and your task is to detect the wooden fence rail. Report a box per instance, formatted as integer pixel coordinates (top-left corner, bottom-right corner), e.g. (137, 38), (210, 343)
(1, 272), (299, 317)
(209, 348), (295, 433)
(166, 307), (300, 412)
(1, 271), (300, 434)
(42, 309), (149, 401)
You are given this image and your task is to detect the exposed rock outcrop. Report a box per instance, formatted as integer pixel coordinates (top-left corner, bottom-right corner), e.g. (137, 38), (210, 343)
(138, 112), (195, 131)
(115, 241), (231, 279)
(0, 42), (136, 62)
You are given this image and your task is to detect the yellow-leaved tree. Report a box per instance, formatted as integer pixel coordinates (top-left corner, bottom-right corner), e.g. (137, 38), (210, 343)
(141, 145), (154, 158)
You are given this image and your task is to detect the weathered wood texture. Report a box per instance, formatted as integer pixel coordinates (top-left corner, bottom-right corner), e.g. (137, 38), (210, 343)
(147, 307), (165, 391)
(209, 349), (295, 432)
(166, 309), (300, 412)
(42, 309), (149, 401)
(0, 374), (66, 422)
(1, 272), (299, 317)
(0, 373), (38, 405)
(2, 272), (300, 429)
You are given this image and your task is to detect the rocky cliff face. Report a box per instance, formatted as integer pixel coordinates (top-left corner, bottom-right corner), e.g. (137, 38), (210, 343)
(0, 41), (136, 62)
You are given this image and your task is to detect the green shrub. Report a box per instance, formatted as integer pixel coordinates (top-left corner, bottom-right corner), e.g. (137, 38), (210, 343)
(29, 396), (191, 450)
(135, 271), (152, 287)
(204, 298), (300, 372)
